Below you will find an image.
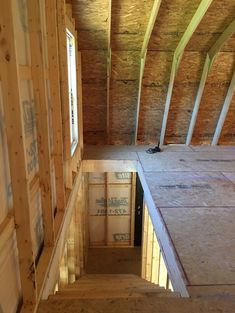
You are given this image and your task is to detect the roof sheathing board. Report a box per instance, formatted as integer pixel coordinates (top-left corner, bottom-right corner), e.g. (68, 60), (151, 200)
(111, 0), (154, 51)
(138, 51), (173, 144)
(148, 0), (202, 51)
(192, 52), (235, 144)
(186, 0), (235, 52)
(109, 0), (155, 144)
(165, 52), (206, 144)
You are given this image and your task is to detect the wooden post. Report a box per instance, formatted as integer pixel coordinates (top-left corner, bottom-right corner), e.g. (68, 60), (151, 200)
(0, 1), (37, 304)
(135, 0), (162, 143)
(186, 54), (212, 145)
(45, 0), (66, 212)
(212, 70), (235, 145)
(186, 18), (235, 145)
(160, 0), (213, 145)
(27, 0), (55, 245)
(57, 0), (71, 160)
(141, 204), (148, 279)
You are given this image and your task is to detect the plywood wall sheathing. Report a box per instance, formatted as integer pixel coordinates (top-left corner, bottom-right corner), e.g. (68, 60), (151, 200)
(0, 0), (84, 311)
(0, 0), (37, 304)
(71, 0), (235, 145)
(141, 203), (170, 289)
(27, 0), (55, 246)
(88, 172), (135, 247)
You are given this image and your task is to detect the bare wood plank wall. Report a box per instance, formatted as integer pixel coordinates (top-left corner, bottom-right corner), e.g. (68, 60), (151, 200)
(71, 0), (235, 145)
(141, 203), (171, 290)
(0, 1), (83, 313)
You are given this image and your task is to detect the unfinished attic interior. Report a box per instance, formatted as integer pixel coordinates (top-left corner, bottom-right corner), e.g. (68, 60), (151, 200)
(1, 0), (235, 312)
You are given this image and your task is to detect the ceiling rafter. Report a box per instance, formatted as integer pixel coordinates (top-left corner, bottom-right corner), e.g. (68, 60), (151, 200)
(134, 0), (162, 144)
(106, 0), (112, 144)
(186, 18), (235, 145)
(159, 0), (213, 146)
(212, 69), (235, 145)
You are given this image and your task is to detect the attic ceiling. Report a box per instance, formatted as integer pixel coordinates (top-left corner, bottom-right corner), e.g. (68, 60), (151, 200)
(70, 0), (235, 145)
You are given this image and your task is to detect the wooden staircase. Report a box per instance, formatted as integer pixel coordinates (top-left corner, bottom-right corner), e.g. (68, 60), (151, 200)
(38, 274), (235, 313)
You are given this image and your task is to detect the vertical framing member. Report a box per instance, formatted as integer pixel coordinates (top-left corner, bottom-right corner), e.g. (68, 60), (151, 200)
(186, 18), (235, 145)
(27, 0), (55, 245)
(45, 0), (66, 213)
(134, 0), (162, 144)
(159, 0), (213, 146)
(0, 0), (37, 305)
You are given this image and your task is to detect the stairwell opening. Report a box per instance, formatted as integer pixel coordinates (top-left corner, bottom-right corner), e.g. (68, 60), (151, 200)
(55, 171), (174, 293)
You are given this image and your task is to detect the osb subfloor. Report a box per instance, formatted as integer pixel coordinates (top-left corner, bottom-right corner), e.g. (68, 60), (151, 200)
(84, 145), (235, 298)
(86, 248), (141, 276)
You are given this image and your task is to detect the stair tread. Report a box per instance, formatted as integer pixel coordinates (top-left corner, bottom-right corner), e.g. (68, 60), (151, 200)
(50, 291), (179, 300)
(38, 297), (235, 313)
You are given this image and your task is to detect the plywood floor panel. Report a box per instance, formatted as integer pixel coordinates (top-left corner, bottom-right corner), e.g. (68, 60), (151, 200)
(161, 207), (235, 285)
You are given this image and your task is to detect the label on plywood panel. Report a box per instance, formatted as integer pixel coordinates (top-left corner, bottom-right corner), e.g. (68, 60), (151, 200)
(107, 172), (132, 184)
(107, 184), (131, 215)
(107, 216), (130, 244)
(0, 82), (13, 224)
(21, 80), (39, 182)
(13, 0), (31, 65)
(88, 173), (105, 184)
(89, 185), (106, 216)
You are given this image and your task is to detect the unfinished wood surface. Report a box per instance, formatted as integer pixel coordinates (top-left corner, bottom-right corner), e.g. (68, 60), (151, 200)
(86, 248), (141, 275)
(160, 0), (213, 145)
(88, 172), (135, 247)
(138, 150), (235, 172)
(161, 207), (235, 285)
(70, 0), (235, 145)
(0, 0), (37, 304)
(38, 297), (235, 313)
(0, 228), (22, 313)
(27, 0), (55, 245)
(84, 145), (235, 297)
(45, 0), (66, 212)
(57, 0), (71, 159)
(0, 84), (13, 224)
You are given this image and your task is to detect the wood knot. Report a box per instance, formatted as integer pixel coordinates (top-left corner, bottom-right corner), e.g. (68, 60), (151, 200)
(5, 52), (10, 62)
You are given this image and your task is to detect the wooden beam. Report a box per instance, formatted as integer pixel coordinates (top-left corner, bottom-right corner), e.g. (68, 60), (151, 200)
(106, 0), (112, 144)
(45, 0), (66, 212)
(159, 0), (213, 145)
(57, 0), (71, 159)
(27, 0), (55, 245)
(0, 0), (37, 304)
(175, 0), (213, 59)
(212, 70), (235, 145)
(208, 19), (235, 60)
(135, 0), (162, 143)
(140, 0), (162, 59)
(160, 54), (178, 146)
(186, 54), (212, 145)
(186, 18), (235, 145)
(134, 57), (145, 143)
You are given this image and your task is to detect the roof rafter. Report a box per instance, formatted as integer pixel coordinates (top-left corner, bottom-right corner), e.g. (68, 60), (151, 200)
(159, 0), (213, 146)
(186, 18), (235, 145)
(212, 69), (235, 145)
(134, 0), (162, 144)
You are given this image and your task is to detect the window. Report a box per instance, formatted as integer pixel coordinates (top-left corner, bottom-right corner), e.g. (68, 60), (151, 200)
(66, 29), (78, 156)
